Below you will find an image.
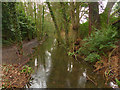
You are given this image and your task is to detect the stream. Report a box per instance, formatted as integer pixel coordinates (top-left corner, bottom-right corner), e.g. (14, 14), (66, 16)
(27, 36), (108, 88)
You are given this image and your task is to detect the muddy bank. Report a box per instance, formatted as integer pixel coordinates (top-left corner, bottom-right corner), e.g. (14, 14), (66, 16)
(2, 39), (39, 64)
(69, 38), (120, 88)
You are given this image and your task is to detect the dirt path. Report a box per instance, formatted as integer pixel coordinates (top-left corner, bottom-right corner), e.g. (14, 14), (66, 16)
(2, 39), (39, 64)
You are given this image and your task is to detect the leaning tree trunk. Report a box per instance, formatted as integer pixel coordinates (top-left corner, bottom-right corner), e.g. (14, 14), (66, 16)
(89, 2), (100, 35)
(104, 2), (116, 24)
(46, 2), (63, 44)
(60, 2), (69, 46)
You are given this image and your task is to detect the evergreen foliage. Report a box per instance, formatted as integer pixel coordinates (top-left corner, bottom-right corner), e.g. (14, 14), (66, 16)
(78, 26), (118, 62)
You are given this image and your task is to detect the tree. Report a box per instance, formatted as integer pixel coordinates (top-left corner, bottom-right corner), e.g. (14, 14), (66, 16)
(10, 2), (22, 54)
(60, 2), (69, 46)
(70, 2), (81, 31)
(104, 1), (116, 24)
(89, 2), (100, 35)
(100, 1), (116, 26)
(46, 2), (63, 44)
(42, 5), (45, 33)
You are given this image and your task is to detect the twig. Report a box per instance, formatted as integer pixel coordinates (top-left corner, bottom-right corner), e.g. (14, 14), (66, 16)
(93, 65), (109, 72)
(108, 46), (118, 63)
(86, 75), (97, 86)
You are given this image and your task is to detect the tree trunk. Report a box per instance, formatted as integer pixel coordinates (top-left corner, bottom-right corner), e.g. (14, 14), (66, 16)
(104, 2), (116, 24)
(70, 2), (80, 31)
(34, 2), (37, 40)
(89, 2), (100, 35)
(46, 2), (63, 44)
(28, 1), (33, 17)
(70, 2), (75, 30)
(60, 2), (69, 46)
(75, 2), (80, 31)
(42, 5), (44, 33)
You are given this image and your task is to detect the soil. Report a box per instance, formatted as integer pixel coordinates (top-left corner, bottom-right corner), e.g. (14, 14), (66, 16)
(1, 37), (48, 88)
(2, 39), (39, 64)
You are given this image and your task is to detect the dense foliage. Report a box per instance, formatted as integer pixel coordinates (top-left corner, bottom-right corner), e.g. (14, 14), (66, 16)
(2, 1), (120, 88)
(78, 26), (118, 62)
(79, 21), (89, 39)
(2, 2), (36, 45)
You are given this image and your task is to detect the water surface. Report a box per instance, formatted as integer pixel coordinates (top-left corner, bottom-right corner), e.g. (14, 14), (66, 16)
(28, 37), (107, 88)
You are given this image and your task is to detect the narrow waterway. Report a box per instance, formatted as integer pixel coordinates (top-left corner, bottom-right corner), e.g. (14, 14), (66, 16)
(27, 37), (108, 88)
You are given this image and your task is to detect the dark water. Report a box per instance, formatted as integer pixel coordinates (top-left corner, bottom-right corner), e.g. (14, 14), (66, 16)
(27, 37), (108, 88)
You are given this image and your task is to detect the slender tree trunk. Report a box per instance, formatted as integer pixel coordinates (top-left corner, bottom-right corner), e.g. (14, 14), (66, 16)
(42, 5), (44, 34)
(36, 4), (42, 40)
(75, 2), (80, 31)
(34, 2), (37, 40)
(70, 2), (75, 30)
(28, 1), (33, 17)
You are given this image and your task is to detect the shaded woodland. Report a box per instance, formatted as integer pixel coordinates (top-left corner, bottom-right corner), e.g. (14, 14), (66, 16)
(1, 0), (120, 88)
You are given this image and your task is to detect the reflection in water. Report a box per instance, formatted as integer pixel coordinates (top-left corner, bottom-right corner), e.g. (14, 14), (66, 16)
(53, 38), (56, 46)
(77, 70), (87, 88)
(51, 47), (53, 51)
(45, 51), (52, 73)
(29, 38), (107, 88)
(46, 51), (51, 56)
(109, 82), (119, 88)
(67, 62), (73, 72)
(35, 58), (37, 67)
(30, 50), (52, 88)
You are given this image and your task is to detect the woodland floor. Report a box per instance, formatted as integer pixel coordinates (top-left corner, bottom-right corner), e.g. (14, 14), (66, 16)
(2, 39), (39, 64)
(1, 37), (47, 88)
(72, 38), (120, 86)
(1, 39), (40, 88)
(1, 38), (120, 88)
(1, 64), (32, 88)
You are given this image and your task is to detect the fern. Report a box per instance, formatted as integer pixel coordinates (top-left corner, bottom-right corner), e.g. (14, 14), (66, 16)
(78, 26), (118, 62)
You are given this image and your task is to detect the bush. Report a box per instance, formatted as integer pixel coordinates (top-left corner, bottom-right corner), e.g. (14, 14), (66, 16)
(2, 3), (36, 45)
(18, 12), (36, 41)
(79, 21), (89, 39)
(78, 26), (118, 62)
(84, 53), (101, 62)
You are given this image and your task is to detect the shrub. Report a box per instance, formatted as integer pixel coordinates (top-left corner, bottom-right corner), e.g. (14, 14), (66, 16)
(79, 21), (89, 39)
(84, 53), (101, 62)
(78, 26), (118, 62)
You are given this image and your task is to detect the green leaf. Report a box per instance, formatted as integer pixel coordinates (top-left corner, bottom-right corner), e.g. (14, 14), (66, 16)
(115, 78), (120, 87)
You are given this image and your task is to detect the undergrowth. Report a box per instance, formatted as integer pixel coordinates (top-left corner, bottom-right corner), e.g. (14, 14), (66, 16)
(79, 21), (89, 39)
(69, 26), (118, 62)
(79, 26), (118, 62)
